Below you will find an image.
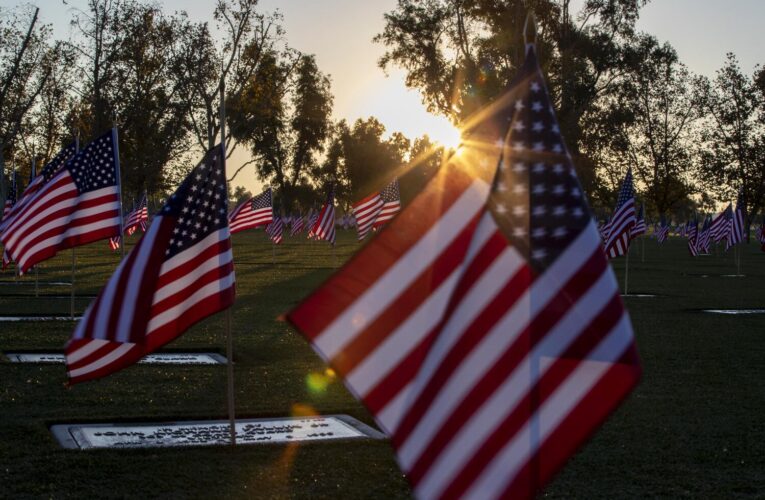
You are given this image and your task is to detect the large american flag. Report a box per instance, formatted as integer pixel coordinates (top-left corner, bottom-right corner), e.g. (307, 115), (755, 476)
(228, 188), (273, 234)
(630, 204), (646, 240)
(65, 145), (235, 384)
(287, 45), (640, 500)
(266, 216), (284, 244)
(2, 169), (17, 269)
(352, 191), (383, 241)
(604, 169), (636, 258)
(0, 131), (121, 274)
(310, 184), (336, 245)
(727, 193), (745, 250)
(710, 204), (731, 243)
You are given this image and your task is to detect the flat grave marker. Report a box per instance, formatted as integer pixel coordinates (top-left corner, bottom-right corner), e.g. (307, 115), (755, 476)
(0, 316), (81, 322)
(51, 415), (385, 449)
(701, 309), (765, 315)
(5, 352), (227, 365)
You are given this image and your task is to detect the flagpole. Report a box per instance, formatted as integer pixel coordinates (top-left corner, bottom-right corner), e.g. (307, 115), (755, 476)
(112, 116), (125, 261)
(31, 154), (38, 297)
(624, 244), (630, 296)
(220, 68), (237, 447)
(71, 132), (80, 319)
(641, 234), (645, 262)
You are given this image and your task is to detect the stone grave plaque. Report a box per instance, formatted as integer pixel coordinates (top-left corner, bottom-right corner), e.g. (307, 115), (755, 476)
(0, 316), (81, 322)
(702, 309), (765, 315)
(5, 352), (227, 365)
(51, 415), (385, 449)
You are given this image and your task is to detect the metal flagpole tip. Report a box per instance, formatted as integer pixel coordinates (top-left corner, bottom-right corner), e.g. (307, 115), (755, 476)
(523, 11), (538, 49)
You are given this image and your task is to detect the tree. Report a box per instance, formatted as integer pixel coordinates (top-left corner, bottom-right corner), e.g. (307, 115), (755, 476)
(375, 0), (647, 160)
(592, 36), (703, 215)
(228, 53), (333, 212)
(699, 53), (765, 234)
(400, 134), (447, 204)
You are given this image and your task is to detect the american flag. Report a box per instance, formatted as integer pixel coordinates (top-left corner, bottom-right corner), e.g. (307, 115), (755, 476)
(656, 216), (669, 244)
(287, 45), (640, 500)
(696, 215), (712, 254)
(598, 218), (611, 241)
(310, 184), (336, 245)
(727, 192), (745, 250)
(759, 219), (765, 252)
(266, 216), (284, 244)
(0, 143), (77, 234)
(125, 194), (149, 236)
(686, 218), (698, 256)
(630, 204), (646, 240)
(306, 209), (320, 239)
(604, 169), (636, 258)
(0, 131), (121, 274)
(65, 144), (235, 384)
(352, 191), (383, 240)
(290, 214), (305, 236)
(710, 204), (731, 243)
(228, 188), (273, 234)
(373, 178), (401, 229)
(108, 235), (121, 251)
(2, 169), (17, 269)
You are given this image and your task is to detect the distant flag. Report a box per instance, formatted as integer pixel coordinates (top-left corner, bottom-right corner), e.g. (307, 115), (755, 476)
(108, 236), (121, 251)
(352, 191), (383, 240)
(696, 215), (712, 254)
(290, 214), (305, 236)
(0, 130), (121, 274)
(656, 216), (669, 244)
(65, 144), (234, 384)
(598, 218), (611, 241)
(266, 216), (284, 244)
(373, 178), (401, 229)
(287, 44), (640, 500)
(2, 169), (17, 269)
(727, 192), (745, 250)
(604, 169), (636, 258)
(306, 209), (320, 239)
(124, 194), (149, 236)
(310, 184), (336, 245)
(0, 143), (76, 234)
(687, 218), (698, 256)
(228, 188), (273, 234)
(710, 204), (732, 243)
(759, 219), (765, 252)
(630, 204), (646, 240)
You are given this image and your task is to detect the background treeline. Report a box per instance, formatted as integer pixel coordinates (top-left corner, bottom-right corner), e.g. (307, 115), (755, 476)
(1, 0), (764, 226)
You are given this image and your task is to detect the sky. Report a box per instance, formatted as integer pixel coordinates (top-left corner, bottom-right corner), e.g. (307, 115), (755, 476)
(2, 0), (764, 194)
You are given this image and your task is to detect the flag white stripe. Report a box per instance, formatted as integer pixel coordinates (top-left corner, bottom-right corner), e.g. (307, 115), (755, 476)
(314, 179), (491, 360)
(66, 338), (111, 365)
(67, 343), (138, 379)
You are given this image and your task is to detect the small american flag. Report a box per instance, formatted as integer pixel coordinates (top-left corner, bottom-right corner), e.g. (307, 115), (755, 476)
(630, 204), (646, 239)
(352, 191), (383, 240)
(710, 204), (731, 243)
(266, 216), (284, 244)
(125, 194), (149, 236)
(306, 209), (320, 239)
(310, 184), (336, 245)
(727, 192), (745, 250)
(696, 215), (712, 254)
(228, 188), (273, 234)
(108, 235), (121, 251)
(759, 219), (765, 252)
(656, 216), (669, 244)
(604, 169), (636, 258)
(687, 218), (698, 256)
(0, 143), (76, 234)
(373, 178), (401, 229)
(0, 131), (121, 274)
(288, 44), (639, 500)
(290, 214), (305, 236)
(65, 144), (235, 384)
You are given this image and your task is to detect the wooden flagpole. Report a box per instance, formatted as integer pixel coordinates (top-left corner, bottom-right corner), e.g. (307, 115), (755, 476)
(624, 244), (630, 296)
(112, 117), (125, 261)
(220, 67), (237, 447)
(31, 154), (38, 297)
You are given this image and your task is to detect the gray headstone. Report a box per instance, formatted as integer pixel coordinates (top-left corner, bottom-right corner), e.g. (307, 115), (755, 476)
(51, 415), (386, 449)
(5, 352), (227, 365)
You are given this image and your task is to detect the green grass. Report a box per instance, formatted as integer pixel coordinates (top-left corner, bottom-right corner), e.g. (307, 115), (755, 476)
(1, 232), (764, 498)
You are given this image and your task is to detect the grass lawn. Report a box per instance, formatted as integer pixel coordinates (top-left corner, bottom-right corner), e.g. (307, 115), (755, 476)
(1, 231), (764, 498)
